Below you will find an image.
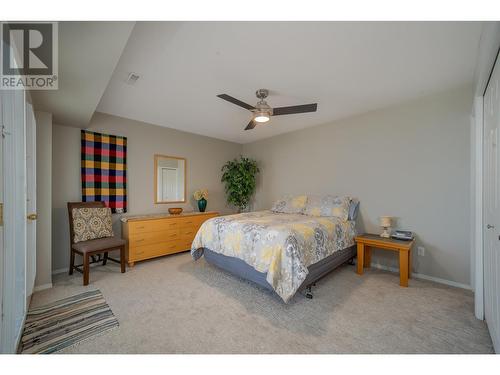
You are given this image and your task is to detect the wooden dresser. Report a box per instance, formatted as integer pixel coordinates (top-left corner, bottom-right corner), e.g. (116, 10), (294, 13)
(121, 211), (218, 267)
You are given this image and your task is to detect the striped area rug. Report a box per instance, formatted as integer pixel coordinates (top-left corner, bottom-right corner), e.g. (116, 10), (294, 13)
(20, 289), (119, 354)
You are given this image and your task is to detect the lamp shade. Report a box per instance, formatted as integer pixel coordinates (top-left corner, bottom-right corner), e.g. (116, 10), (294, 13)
(379, 216), (392, 227)
(254, 111), (270, 123)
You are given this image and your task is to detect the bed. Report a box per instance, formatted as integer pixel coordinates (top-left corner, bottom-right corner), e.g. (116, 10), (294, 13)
(191, 208), (357, 302)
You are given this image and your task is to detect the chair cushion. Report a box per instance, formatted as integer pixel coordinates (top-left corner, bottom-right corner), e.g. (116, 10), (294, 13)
(72, 207), (113, 243)
(72, 236), (125, 254)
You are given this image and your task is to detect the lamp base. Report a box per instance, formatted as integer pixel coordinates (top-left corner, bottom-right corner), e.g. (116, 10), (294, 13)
(380, 227), (391, 238)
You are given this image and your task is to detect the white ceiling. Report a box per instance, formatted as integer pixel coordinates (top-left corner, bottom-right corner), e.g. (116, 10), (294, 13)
(96, 22), (482, 144)
(36, 22), (482, 143)
(32, 22), (135, 127)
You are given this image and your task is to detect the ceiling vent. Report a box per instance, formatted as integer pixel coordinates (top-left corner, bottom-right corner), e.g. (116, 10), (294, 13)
(126, 72), (140, 85)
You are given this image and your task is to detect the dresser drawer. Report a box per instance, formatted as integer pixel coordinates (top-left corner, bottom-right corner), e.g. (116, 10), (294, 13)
(179, 227), (197, 239)
(129, 219), (180, 234)
(129, 241), (180, 261)
(128, 229), (179, 247)
(178, 217), (203, 228)
(178, 240), (193, 252)
(178, 214), (217, 228)
(123, 211), (219, 265)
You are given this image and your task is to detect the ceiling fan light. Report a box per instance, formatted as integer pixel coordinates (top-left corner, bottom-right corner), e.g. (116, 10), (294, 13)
(254, 111), (270, 123)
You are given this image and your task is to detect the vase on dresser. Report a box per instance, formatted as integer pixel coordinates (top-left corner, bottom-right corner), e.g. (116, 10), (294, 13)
(198, 197), (207, 212)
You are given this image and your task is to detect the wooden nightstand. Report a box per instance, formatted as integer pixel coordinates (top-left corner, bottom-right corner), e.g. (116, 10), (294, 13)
(355, 234), (415, 287)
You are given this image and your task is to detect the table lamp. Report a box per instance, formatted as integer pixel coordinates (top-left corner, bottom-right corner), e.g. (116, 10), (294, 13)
(379, 216), (392, 238)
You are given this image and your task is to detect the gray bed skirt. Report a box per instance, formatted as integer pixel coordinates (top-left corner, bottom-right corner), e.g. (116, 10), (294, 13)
(202, 245), (356, 296)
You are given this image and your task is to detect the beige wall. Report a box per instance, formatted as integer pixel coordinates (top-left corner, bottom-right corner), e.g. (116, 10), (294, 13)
(35, 111), (53, 287)
(50, 87), (473, 286)
(242, 85), (473, 286)
(52, 112), (241, 272)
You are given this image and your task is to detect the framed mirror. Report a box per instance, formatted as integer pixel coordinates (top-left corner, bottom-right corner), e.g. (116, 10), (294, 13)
(154, 155), (186, 204)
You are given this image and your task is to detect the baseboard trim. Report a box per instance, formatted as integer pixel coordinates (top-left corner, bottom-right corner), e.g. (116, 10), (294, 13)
(33, 283), (53, 292)
(52, 268), (68, 275)
(51, 261), (472, 290)
(370, 263), (472, 290)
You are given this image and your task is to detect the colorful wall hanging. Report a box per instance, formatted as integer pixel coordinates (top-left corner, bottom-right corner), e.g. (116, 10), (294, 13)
(81, 130), (127, 213)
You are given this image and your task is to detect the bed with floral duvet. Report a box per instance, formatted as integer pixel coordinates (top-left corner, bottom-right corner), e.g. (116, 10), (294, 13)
(191, 196), (358, 302)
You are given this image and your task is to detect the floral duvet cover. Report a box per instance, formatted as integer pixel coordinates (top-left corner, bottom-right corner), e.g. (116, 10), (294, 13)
(191, 210), (355, 302)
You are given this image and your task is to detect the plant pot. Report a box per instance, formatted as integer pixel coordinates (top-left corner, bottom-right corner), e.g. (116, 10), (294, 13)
(198, 198), (207, 212)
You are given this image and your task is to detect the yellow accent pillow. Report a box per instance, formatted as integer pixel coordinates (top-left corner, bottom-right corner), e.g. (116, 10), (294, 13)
(291, 195), (307, 208)
(304, 195), (351, 220)
(271, 195), (308, 214)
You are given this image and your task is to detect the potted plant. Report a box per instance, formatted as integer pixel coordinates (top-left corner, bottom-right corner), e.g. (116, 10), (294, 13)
(221, 156), (259, 212)
(193, 189), (208, 212)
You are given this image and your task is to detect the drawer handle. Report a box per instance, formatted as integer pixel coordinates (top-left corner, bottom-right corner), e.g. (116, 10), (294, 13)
(136, 226), (145, 229)
(135, 238), (145, 242)
(169, 234), (177, 238)
(185, 231), (193, 235)
(186, 221), (193, 224)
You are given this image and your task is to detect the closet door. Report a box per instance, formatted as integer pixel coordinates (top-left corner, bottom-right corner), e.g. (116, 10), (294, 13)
(25, 102), (36, 302)
(0, 89), (4, 351)
(0, 89), (27, 353)
(484, 51), (500, 353)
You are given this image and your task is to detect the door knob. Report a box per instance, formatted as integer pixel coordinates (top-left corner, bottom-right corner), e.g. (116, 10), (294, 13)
(27, 213), (38, 221)
(487, 224), (495, 229)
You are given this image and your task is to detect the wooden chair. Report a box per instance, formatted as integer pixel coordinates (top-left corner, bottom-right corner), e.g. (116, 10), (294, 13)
(67, 201), (126, 285)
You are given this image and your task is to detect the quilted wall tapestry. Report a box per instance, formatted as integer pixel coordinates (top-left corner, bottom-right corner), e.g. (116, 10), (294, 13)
(81, 130), (127, 213)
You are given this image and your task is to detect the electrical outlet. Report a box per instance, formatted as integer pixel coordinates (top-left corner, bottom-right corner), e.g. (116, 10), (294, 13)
(417, 246), (425, 256)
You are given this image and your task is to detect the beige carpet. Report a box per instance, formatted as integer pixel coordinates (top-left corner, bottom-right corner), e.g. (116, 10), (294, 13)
(31, 252), (493, 354)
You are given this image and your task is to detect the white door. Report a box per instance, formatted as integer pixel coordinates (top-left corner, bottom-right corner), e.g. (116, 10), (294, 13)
(161, 167), (178, 201)
(25, 102), (36, 302)
(0, 89), (27, 353)
(484, 51), (500, 353)
(0, 89), (4, 351)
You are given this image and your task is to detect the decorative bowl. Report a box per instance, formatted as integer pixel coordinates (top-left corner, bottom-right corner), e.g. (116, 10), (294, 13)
(168, 207), (183, 215)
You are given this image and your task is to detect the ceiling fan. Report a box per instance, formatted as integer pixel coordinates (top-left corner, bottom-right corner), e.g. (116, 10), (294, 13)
(217, 89), (318, 130)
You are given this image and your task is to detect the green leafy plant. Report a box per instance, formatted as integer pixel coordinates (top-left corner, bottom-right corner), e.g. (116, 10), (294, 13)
(221, 156), (259, 212)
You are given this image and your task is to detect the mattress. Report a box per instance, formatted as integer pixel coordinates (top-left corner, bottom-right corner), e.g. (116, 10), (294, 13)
(191, 210), (356, 302)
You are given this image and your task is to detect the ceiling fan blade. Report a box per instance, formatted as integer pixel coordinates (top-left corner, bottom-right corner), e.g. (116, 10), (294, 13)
(217, 94), (255, 111)
(244, 120), (257, 130)
(273, 103), (317, 116)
